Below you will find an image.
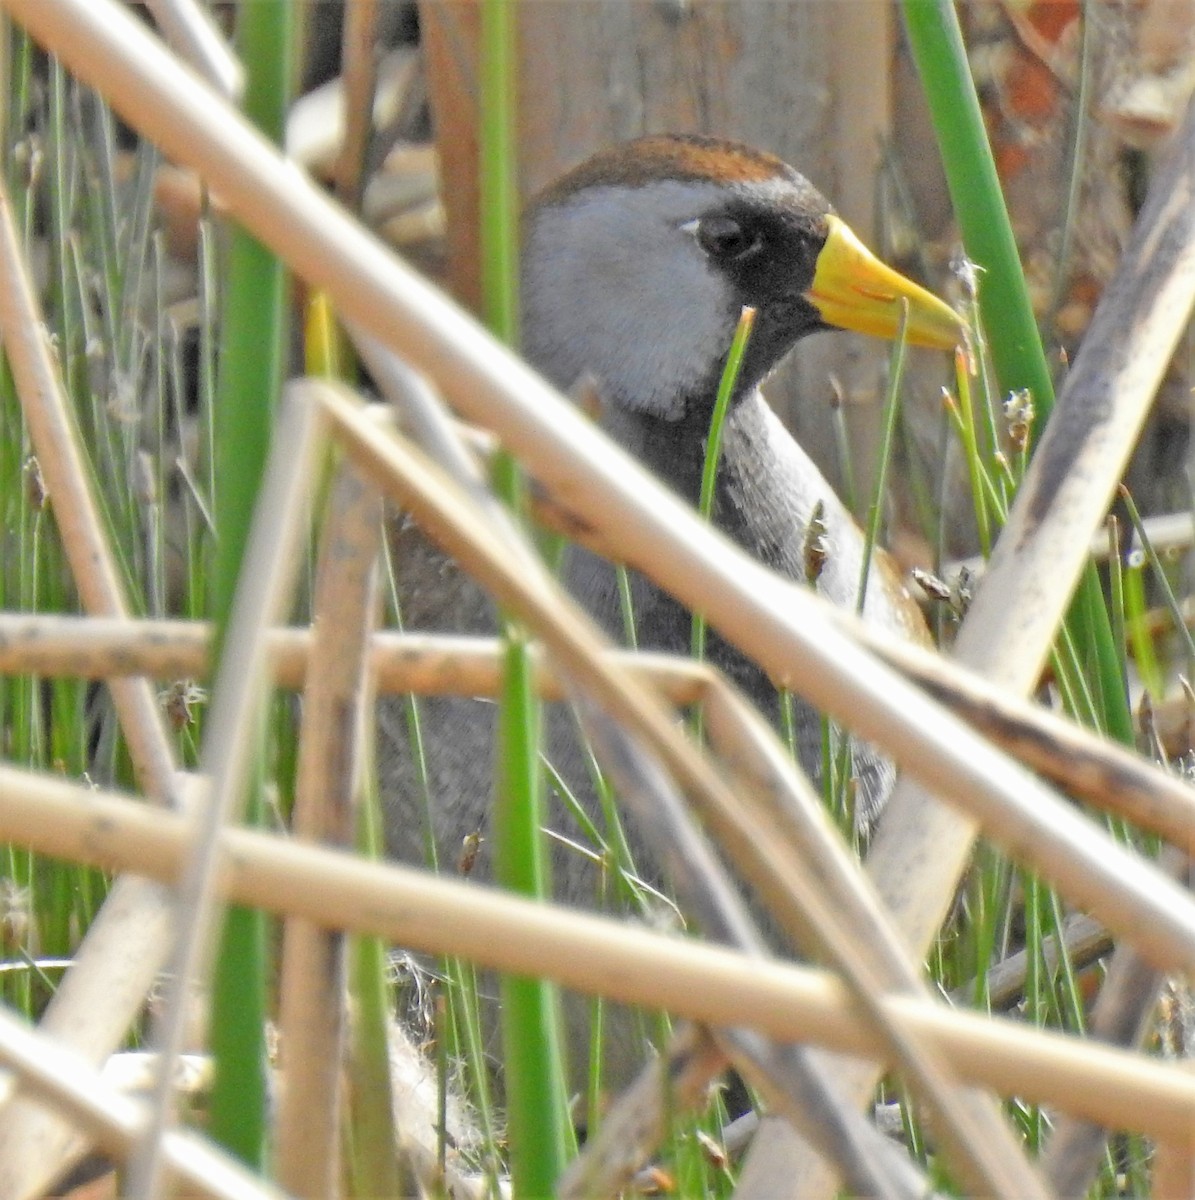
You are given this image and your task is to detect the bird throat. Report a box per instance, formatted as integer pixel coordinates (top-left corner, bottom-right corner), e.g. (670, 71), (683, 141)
(602, 383), (753, 516)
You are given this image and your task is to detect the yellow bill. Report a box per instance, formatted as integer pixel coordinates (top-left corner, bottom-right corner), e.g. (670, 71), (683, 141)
(806, 215), (966, 351)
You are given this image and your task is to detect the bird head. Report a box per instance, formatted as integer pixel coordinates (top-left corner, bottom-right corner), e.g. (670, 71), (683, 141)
(522, 134), (964, 421)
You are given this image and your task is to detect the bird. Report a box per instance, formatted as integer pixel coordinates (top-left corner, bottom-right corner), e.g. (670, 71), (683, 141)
(379, 132), (962, 1080)
(521, 133), (960, 822)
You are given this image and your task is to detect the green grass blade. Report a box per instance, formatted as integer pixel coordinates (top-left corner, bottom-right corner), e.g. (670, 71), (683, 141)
(900, 0), (1055, 424)
(1120, 485), (1195, 676)
(691, 305), (756, 663)
(480, 0), (572, 1186)
(903, 0), (1133, 750)
(494, 634), (574, 1187)
(479, 0), (518, 351)
(857, 299), (910, 612)
(206, 0), (294, 1169)
(948, 354), (993, 558)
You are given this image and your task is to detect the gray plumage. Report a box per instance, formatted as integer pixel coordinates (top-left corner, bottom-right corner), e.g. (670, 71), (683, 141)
(378, 134), (931, 1082)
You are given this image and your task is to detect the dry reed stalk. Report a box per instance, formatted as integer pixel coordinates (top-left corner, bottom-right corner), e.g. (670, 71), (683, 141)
(2, 614), (1194, 858)
(557, 1027), (730, 1197)
(322, 382), (1195, 970)
(0, 2), (1190, 1190)
(274, 466), (381, 1197)
(3, 1), (1187, 980)
(0, 764), (1191, 1149)
(4, 0), (1184, 985)
(0, 152), (184, 1200)
(0, 1008), (283, 1200)
(128, 392), (323, 1198)
(352, 346), (949, 1196)
(754, 66), (1195, 1200)
(141, 0), (240, 98)
(334, 0), (381, 210)
(0, 175), (177, 802)
(0, 613), (711, 704)
(1041, 848), (1192, 1194)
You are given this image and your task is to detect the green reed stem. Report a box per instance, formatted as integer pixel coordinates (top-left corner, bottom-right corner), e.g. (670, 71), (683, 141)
(691, 305), (756, 663)
(207, 0), (294, 1168)
(480, 0), (573, 1187)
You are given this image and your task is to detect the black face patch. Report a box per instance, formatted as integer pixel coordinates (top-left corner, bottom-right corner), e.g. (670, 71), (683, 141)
(695, 197), (827, 300)
(686, 196), (832, 403)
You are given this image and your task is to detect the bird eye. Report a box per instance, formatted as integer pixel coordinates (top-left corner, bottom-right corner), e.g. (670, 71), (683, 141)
(690, 215), (758, 261)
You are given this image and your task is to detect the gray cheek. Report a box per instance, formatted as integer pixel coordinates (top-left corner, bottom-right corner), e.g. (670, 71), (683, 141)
(522, 201), (733, 417)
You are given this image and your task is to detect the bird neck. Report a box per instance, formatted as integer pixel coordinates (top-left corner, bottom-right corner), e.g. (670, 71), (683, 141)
(602, 381), (777, 518)
(599, 386), (744, 505)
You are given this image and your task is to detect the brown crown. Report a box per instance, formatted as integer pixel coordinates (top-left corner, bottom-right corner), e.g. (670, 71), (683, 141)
(532, 134), (791, 208)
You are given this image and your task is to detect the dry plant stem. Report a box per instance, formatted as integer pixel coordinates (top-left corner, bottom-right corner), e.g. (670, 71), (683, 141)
(356, 340), (986, 1194)
(142, 0), (242, 99)
(320, 383), (1195, 973)
(0, 882), (177, 1200)
(703, 686), (923, 984)
(9, 0), (1195, 1185)
(949, 508), (1195, 577)
(275, 467), (381, 1198)
(0, 0), (1001, 804)
(1151, 1136), (1195, 1200)
(953, 913), (1111, 1011)
(0, 616), (710, 706)
(0, 177), (177, 805)
(1042, 848), (1192, 1197)
(130, 392), (324, 1199)
(886, 79), (1195, 945)
(356, 353), (929, 1199)
(571, 666), (1035, 1197)
(0, 166), (184, 1200)
(700, 689), (1049, 1199)
(557, 1026), (728, 1198)
(10, 0), (1195, 977)
(325, 377), (1041, 1194)
(349, 330), (529, 546)
(570, 704), (926, 1200)
(335, 0), (381, 209)
(0, 1009), (285, 1200)
(713, 1032), (937, 1200)
(854, 620), (1195, 853)
(7, 627), (1153, 1183)
(1, 766), (1194, 1149)
(330, 374), (1164, 1188)
(4, 613), (1195, 857)
(768, 79), (1195, 1200)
